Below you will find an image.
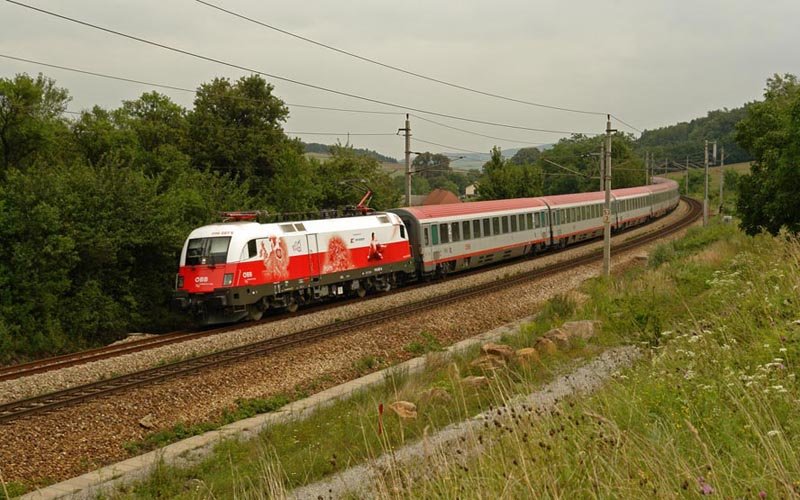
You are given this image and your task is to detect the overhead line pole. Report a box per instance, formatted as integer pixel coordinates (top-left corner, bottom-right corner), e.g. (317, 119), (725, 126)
(685, 156), (689, 195)
(603, 115), (615, 277)
(703, 140), (709, 226)
(719, 147), (725, 213)
(400, 114), (412, 206)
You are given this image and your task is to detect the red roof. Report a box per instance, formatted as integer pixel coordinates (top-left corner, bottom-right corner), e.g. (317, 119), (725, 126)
(541, 191), (606, 206)
(423, 189), (461, 205)
(401, 197), (547, 220)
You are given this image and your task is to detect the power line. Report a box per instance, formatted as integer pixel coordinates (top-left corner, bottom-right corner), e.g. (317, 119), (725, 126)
(6, 1), (596, 136)
(194, 0), (609, 118)
(0, 53), (402, 116)
(412, 138), (486, 155)
(286, 132), (397, 136)
(410, 114), (552, 146)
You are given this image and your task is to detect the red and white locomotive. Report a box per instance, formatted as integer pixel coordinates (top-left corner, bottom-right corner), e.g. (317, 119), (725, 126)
(173, 178), (680, 325)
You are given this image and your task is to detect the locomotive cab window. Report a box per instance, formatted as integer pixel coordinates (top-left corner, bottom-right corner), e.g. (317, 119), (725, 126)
(247, 239), (258, 258)
(400, 225), (406, 239)
(186, 236), (231, 266)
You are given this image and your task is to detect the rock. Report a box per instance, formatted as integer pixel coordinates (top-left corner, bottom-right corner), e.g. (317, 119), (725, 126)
(470, 354), (507, 371)
(420, 386), (452, 402)
(534, 337), (558, 355)
(561, 320), (600, 341)
(516, 347), (540, 365)
(481, 342), (516, 360)
(461, 375), (489, 388)
(544, 328), (571, 350)
(138, 414), (157, 430)
(389, 401), (418, 419)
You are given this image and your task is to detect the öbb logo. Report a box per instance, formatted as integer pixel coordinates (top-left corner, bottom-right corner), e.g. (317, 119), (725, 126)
(194, 276), (209, 283)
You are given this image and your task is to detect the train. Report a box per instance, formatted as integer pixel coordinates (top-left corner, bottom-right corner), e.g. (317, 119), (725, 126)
(172, 177), (680, 325)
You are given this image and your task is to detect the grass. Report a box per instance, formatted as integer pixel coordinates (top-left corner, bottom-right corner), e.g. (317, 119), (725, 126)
(404, 331), (444, 355)
(103, 220), (800, 498)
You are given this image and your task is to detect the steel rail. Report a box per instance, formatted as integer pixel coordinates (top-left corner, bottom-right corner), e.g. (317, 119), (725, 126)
(0, 197), (701, 425)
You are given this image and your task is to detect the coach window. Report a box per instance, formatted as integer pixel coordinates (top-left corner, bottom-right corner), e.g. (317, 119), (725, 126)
(439, 223), (450, 244)
(502, 216), (510, 234)
(423, 226), (430, 246)
(484, 218), (491, 237)
(510, 215), (518, 232)
(451, 222), (461, 242)
(473, 219), (481, 238)
(463, 220), (471, 240)
(492, 217), (500, 235)
(526, 213), (534, 230)
(431, 225), (439, 245)
(519, 214), (525, 230)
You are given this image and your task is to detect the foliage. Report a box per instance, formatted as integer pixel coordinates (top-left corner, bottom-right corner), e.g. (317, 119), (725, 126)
(477, 146), (544, 200)
(735, 74), (800, 235)
(411, 151), (452, 179)
(303, 142), (398, 163)
(637, 106), (752, 164)
(0, 73), (71, 171)
(509, 146), (541, 165)
(312, 144), (399, 211)
(404, 331), (444, 355)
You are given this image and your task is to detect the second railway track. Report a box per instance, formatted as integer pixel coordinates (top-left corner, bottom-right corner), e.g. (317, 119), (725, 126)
(0, 197), (701, 425)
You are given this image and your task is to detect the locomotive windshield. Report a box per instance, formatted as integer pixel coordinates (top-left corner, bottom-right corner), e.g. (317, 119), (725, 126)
(185, 237), (231, 265)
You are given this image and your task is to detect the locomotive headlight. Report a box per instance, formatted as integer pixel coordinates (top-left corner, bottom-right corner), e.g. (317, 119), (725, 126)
(176, 274), (184, 289)
(223, 273), (234, 286)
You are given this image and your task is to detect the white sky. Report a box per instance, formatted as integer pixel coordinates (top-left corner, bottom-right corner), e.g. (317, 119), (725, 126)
(2, 0), (798, 160)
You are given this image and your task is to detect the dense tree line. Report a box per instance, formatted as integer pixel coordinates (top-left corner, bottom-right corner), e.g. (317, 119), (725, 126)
(0, 73), (397, 362)
(476, 135), (647, 200)
(636, 106), (752, 164)
(735, 74), (800, 235)
(304, 142), (398, 163)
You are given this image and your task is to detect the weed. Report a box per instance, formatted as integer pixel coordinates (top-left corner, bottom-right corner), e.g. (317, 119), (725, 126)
(404, 331), (443, 355)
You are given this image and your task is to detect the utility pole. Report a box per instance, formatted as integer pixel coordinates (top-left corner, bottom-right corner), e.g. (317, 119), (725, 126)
(703, 140), (709, 226)
(399, 114), (412, 206)
(719, 147), (725, 213)
(603, 115), (615, 277)
(685, 156), (689, 195)
(645, 151), (650, 185)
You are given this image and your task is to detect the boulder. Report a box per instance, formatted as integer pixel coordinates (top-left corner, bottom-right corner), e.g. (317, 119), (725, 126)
(544, 328), (571, 350)
(516, 347), (540, 365)
(420, 386), (452, 403)
(138, 414), (157, 430)
(534, 337), (558, 355)
(389, 401), (418, 419)
(561, 320), (600, 341)
(461, 375), (489, 388)
(470, 354), (507, 371)
(481, 342), (516, 360)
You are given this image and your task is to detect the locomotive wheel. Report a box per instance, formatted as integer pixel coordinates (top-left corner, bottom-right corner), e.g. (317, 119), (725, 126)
(248, 305), (264, 322)
(357, 286), (367, 298)
(286, 297), (299, 313)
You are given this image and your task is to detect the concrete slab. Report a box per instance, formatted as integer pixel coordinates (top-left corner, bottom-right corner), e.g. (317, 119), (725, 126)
(20, 313), (538, 499)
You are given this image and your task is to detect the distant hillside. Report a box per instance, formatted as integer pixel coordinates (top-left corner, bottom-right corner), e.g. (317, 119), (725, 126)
(303, 142), (398, 163)
(636, 107), (752, 164)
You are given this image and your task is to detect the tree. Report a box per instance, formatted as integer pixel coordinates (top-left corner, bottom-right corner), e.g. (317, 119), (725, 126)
(0, 73), (71, 171)
(509, 147), (541, 165)
(313, 144), (400, 211)
(412, 152), (451, 179)
(477, 147), (544, 200)
(735, 74), (800, 235)
(187, 74), (291, 191)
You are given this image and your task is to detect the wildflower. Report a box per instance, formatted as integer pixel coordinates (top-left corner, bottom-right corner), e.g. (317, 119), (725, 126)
(767, 430), (780, 437)
(759, 491), (767, 499)
(697, 476), (715, 495)
(779, 348), (787, 353)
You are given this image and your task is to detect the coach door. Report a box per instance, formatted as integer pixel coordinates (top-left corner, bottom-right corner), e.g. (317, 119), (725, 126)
(306, 234), (321, 278)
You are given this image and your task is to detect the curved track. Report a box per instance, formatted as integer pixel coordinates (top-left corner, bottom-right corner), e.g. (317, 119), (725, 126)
(0, 198), (701, 425)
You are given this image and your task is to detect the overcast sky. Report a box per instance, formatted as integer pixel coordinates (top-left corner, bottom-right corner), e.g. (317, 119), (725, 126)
(2, 0), (798, 160)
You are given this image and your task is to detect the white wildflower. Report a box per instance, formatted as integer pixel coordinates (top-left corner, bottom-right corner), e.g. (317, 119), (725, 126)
(688, 336), (701, 343)
(767, 430), (781, 437)
(779, 348), (787, 353)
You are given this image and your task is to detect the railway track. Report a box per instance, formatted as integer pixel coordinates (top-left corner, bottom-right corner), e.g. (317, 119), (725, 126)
(0, 198), (701, 425)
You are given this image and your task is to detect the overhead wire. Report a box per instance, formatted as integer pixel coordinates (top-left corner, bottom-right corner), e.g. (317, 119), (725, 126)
(5, 0), (596, 136)
(194, 0), (609, 117)
(410, 114), (552, 147)
(0, 53), (402, 116)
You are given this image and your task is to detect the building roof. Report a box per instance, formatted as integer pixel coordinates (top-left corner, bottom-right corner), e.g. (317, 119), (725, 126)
(423, 189), (461, 206)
